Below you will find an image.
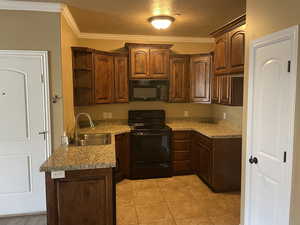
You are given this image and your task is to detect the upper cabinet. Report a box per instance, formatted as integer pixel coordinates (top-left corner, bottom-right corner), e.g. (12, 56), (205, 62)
(211, 15), (246, 75)
(214, 34), (228, 75)
(228, 24), (246, 74)
(94, 53), (114, 104)
(72, 47), (129, 106)
(190, 54), (212, 103)
(114, 56), (129, 103)
(126, 43), (172, 79)
(130, 48), (149, 79)
(169, 55), (189, 103)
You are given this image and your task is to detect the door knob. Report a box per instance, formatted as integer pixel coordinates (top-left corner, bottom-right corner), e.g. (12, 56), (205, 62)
(249, 156), (258, 164)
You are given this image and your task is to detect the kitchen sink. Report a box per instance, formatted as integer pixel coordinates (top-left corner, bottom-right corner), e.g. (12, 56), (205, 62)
(75, 133), (112, 146)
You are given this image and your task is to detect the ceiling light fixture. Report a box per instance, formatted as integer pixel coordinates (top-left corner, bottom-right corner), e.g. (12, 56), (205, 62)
(148, 15), (175, 30)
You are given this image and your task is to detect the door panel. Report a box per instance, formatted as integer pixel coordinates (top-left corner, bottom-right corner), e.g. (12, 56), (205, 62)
(247, 31), (296, 225)
(190, 55), (212, 103)
(229, 25), (245, 74)
(130, 48), (149, 79)
(0, 52), (49, 215)
(94, 53), (114, 103)
(149, 49), (169, 79)
(219, 76), (231, 104)
(169, 56), (189, 102)
(211, 75), (220, 103)
(114, 56), (128, 103)
(214, 34), (228, 75)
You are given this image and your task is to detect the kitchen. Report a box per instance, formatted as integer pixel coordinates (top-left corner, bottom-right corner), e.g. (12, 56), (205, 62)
(1, 0), (300, 225)
(40, 11), (245, 225)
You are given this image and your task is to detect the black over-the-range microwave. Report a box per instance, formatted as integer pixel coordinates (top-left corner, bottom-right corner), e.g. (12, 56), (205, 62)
(129, 79), (169, 101)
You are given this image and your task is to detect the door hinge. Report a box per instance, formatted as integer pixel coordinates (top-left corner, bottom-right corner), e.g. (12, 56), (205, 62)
(283, 151), (287, 163)
(288, 60), (291, 72)
(41, 73), (44, 83)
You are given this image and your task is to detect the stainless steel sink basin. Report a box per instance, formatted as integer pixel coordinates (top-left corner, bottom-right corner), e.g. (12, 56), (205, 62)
(75, 133), (111, 146)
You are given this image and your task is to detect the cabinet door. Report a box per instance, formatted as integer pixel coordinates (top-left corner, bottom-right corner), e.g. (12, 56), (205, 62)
(211, 75), (220, 103)
(130, 48), (149, 79)
(46, 169), (115, 225)
(190, 55), (212, 103)
(169, 56), (189, 102)
(114, 56), (129, 103)
(149, 49), (170, 79)
(219, 75), (231, 105)
(94, 53), (114, 103)
(228, 25), (246, 74)
(214, 34), (228, 75)
(198, 144), (211, 184)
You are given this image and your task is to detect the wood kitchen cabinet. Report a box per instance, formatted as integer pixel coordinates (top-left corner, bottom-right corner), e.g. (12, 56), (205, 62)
(169, 55), (190, 102)
(72, 47), (129, 105)
(114, 133), (130, 182)
(94, 53), (114, 104)
(214, 34), (229, 75)
(192, 132), (242, 192)
(46, 168), (116, 225)
(190, 54), (212, 103)
(211, 14), (246, 75)
(72, 47), (94, 106)
(126, 43), (172, 79)
(114, 56), (129, 103)
(172, 131), (193, 175)
(212, 75), (244, 106)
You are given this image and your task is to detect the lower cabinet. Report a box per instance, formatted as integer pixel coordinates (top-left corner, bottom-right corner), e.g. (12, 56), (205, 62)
(172, 131), (193, 175)
(45, 168), (116, 225)
(114, 133), (130, 182)
(192, 132), (242, 192)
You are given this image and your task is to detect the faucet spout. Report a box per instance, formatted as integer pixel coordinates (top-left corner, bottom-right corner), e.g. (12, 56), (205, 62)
(74, 113), (95, 145)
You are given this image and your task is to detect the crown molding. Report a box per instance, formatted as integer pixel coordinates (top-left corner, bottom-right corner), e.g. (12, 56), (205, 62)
(78, 32), (215, 43)
(0, 0), (64, 12)
(61, 5), (80, 36)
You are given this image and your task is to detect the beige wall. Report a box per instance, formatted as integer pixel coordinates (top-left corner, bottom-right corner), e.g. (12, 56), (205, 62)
(212, 104), (243, 131)
(243, 0), (300, 224)
(61, 15), (79, 136)
(76, 102), (213, 121)
(0, 10), (63, 149)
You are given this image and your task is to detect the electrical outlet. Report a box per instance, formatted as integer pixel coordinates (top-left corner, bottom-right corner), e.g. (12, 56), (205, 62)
(103, 112), (108, 119)
(107, 112), (112, 119)
(184, 111), (189, 117)
(223, 112), (227, 120)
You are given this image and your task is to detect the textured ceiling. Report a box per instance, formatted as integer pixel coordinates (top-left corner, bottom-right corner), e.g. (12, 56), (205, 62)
(19, 0), (246, 37)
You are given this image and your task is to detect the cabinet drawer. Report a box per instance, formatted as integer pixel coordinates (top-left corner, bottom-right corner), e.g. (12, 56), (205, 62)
(172, 140), (190, 151)
(173, 151), (191, 161)
(173, 160), (192, 173)
(172, 131), (191, 140)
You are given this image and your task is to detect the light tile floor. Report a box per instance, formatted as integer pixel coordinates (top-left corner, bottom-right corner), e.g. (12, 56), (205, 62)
(117, 175), (240, 225)
(0, 175), (240, 225)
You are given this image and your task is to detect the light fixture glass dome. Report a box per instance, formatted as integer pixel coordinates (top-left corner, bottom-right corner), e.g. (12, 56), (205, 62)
(148, 16), (175, 30)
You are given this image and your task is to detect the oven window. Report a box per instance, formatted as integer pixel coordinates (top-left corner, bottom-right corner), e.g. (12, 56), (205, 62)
(133, 87), (157, 99)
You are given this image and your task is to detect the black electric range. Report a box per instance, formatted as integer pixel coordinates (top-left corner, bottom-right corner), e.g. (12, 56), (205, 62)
(128, 110), (172, 179)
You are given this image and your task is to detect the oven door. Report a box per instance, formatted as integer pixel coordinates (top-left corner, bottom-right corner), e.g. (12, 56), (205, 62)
(130, 130), (171, 165)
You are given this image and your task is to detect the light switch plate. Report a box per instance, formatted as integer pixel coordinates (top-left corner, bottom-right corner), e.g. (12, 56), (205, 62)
(108, 112), (112, 119)
(223, 112), (227, 120)
(184, 111), (189, 117)
(51, 170), (65, 179)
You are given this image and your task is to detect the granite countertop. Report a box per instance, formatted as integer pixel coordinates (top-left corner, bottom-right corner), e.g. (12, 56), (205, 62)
(40, 123), (130, 172)
(167, 120), (242, 138)
(40, 120), (241, 172)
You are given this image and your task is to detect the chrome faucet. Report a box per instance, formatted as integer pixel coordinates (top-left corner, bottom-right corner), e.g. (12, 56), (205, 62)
(74, 113), (95, 144)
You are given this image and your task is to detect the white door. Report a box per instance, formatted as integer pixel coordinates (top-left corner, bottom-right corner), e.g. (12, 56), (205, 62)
(0, 51), (51, 215)
(245, 26), (298, 225)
